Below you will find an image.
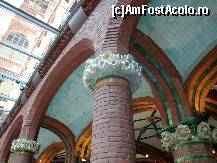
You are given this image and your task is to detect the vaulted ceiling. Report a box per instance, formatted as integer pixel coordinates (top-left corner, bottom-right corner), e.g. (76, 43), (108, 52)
(137, 0), (217, 80)
(35, 0), (217, 160)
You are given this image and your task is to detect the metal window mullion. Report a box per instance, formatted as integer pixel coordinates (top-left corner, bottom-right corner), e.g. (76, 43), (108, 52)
(0, 71), (27, 85)
(0, 93), (16, 102)
(0, 40), (42, 61)
(0, 0), (60, 35)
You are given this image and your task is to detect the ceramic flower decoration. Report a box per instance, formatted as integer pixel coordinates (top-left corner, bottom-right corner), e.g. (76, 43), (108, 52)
(161, 131), (176, 151)
(197, 122), (211, 140)
(10, 139), (40, 154)
(212, 128), (217, 142)
(83, 52), (142, 93)
(160, 122), (217, 152)
(175, 124), (192, 143)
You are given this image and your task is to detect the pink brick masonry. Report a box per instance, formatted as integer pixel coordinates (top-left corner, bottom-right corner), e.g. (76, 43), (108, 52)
(91, 78), (136, 163)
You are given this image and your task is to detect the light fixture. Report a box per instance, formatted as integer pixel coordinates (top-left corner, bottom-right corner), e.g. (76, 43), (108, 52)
(212, 150), (216, 154)
(145, 154), (149, 158)
(81, 158), (86, 162)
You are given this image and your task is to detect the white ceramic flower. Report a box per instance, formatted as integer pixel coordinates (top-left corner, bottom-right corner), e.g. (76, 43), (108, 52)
(10, 139), (40, 154)
(161, 131), (176, 152)
(83, 52), (142, 93)
(175, 124), (192, 143)
(212, 128), (217, 142)
(197, 122), (211, 140)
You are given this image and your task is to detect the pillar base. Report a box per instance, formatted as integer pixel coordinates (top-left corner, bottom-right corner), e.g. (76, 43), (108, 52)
(173, 140), (215, 163)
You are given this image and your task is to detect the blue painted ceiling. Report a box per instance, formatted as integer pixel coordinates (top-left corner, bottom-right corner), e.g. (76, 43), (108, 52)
(137, 0), (217, 80)
(35, 128), (61, 159)
(46, 62), (152, 138)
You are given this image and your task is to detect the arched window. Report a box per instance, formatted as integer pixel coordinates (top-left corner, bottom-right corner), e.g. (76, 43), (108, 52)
(6, 33), (29, 49)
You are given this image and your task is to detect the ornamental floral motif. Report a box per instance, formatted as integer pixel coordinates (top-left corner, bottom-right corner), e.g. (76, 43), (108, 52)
(10, 139), (40, 154)
(83, 52), (142, 93)
(160, 122), (217, 152)
(212, 128), (217, 142)
(175, 124), (192, 143)
(161, 131), (176, 152)
(197, 122), (212, 140)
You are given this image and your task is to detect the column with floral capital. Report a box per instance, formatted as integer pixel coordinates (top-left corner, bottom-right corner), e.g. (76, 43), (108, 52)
(10, 139), (40, 163)
(160, 121), (217, 163)
(83, 52), (142, 163)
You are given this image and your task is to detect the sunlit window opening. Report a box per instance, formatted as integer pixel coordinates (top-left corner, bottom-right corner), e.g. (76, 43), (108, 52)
(0, 0), (82, 125)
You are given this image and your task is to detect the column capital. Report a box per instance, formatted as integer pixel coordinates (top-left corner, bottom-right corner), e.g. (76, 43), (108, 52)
(10, 139), (40, 154)
(160, 121), (217, 152)
(83, 52), (142, 93)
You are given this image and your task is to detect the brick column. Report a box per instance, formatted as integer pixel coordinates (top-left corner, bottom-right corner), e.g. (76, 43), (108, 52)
(160, 121), (217, 163)
(83, 53), (142, 163)
(10, 139), (40, 163)
(173, 140), (215, 163)
(91, 78), (135, 163)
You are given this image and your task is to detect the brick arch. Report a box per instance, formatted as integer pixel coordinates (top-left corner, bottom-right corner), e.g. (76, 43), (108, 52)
(0, 0), (196, 146)
(97, 0), (149, 55)
(186, 45), (217, 112)
(19, 39), (95, 140)
(75, 123), (92, 160)
(17, 0), (151, 141)
(41, 116), (75, 163)
(132, 97), (157, 114)
(88, 0), (182, 127)
(130, 30), (192, 126)
(0, 115), (23, 162)
(0, 0), (151, 141)
(37, 142), (65, 163)
(100, 0), (192, 125)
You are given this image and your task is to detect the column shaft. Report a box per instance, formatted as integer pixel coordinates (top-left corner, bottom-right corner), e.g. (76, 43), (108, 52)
(13, 151), (35, 163)
(173, 140), (215, 163)
(91, 78), (135, 163)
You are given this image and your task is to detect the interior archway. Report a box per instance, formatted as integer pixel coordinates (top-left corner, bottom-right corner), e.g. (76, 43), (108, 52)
(0, 116), (23, 162)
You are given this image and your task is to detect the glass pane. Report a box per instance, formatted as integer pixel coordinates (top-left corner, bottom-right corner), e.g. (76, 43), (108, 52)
(3, 0), (78, 30)
(0, 0), (73, 126)
(0, 79), (22, 100)
(0, 6), (57, 58)
(0, 45), (40, 82)
(0, 98), (14, 124)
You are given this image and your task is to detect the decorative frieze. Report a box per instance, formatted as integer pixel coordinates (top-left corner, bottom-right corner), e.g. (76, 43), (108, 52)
(160, 122), (217, 152)
(83, 52), (142, 93)
(10, 139), (40, 154)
